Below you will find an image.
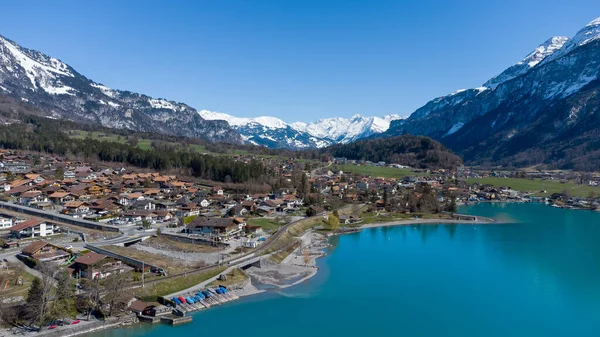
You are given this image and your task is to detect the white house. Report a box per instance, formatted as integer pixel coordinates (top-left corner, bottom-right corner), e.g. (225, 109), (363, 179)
(9, 219), (58, 238)
(0, 216), (13, 229)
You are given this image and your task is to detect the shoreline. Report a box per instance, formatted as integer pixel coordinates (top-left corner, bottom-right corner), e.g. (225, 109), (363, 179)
(361, 217), (496, 229)
(1, 216), (487, 337)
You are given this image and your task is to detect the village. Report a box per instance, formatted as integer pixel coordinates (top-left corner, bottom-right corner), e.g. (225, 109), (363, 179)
(1, 148), (600, 335)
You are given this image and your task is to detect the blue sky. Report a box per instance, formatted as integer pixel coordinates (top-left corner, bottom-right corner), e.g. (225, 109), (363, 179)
(2, 1), (600, 123)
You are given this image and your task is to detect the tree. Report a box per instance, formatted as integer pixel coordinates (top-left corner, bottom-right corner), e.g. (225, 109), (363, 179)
(446, 198), (457, 213)
(26, 263), (55, 327)
(142, 220), (151, 229)
(50, 271), (76, 322)
(326, 214), (340, 231)
(383, 188), (389, 207)
(102, 273), (130, 316)
(55, 165), (64, 180)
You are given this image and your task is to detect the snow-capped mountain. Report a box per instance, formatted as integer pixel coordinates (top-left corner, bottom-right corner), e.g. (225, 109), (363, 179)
(0, 34), (242, 143)
(199, 110), (404, 149)
(292, 114), (402, 144)
(381, 17), (600, 170)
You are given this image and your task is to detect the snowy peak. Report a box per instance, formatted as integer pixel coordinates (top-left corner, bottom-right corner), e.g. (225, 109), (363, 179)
(292, 114), (404, 144)
(198, 110), (288, 129)
(483, 36), (568, 89)
(198, 109), (404, 148)
(518, 36), (569, 68)
(540, 17), (600, 66)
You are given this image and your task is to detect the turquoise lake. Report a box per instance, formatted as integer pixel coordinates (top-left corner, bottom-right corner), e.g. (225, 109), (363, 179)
(91, 203), (600, 337)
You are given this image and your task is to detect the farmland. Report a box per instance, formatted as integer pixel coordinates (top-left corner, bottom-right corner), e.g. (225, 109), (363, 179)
(465, 177), (600, 197)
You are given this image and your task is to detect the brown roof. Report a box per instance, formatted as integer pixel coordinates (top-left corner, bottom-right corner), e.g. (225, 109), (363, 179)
(74, 252), (107, 266)
(9, 219), (44, 232)
(21, 191), (42, 198)
(128, 300), (150, 312)
(154, 210), (172, 217)
(7, 185), (35, 195)
(21, 240), (50, 255)
(49, 192), (71, 198)
(64, 201), (87, 208)
(10, 179), (31, 188)
(241, 200), (255, 207)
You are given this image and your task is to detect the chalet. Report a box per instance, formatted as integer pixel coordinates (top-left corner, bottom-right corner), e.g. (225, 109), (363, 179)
(87, 185), (103, 195)
(122, 192), (144, 202)
(48, 191), (74, 204)
(63, 201), (90, 215)
(21, 240), (71, 263)
(18, 190), (47, 205)
(9, 219), (58, 238)
(24, 174), (45, 184)
(241, 200), (256, 212)
(154, 210), (173, 222)
(211, 186), (224, 195)
(88, 200), (120, 214)
(177, 203), (200, 217)
(73, 252), (129, 279)
(186, 217), (244, 240)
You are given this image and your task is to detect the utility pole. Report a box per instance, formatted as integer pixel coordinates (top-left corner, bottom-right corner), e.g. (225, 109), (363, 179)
(142, 261), (145, 288)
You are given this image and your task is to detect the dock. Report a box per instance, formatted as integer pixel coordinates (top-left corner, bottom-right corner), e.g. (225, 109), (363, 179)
(160, 315), (193, 326)
(168, 286), (239, 316)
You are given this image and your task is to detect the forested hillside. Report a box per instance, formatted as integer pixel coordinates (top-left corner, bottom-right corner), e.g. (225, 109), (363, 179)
(319, 135), (463, 169)
(0, 111), (267, 184)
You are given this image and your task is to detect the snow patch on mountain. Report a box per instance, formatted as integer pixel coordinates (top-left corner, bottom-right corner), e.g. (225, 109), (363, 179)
(444, 122), (465, 136)
(199, 110), (288, 129)
(0, 34), (74, 95)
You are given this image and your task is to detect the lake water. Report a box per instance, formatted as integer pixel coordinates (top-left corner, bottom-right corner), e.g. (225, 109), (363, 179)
(91, 203), (600, 337)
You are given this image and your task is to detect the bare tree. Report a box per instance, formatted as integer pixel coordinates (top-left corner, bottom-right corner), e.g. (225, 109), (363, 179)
(102, 272), (130, 317)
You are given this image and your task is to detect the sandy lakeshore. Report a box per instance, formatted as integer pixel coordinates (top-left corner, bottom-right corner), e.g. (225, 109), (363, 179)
(232, 231), (328, 298)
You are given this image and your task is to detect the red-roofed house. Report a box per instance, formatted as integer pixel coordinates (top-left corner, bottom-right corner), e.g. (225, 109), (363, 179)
(9, 219), (58, 238)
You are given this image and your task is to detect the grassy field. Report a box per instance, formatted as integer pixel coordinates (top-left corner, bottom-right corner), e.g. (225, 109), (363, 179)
(333, 164), (424, 179)
(465, 177), (600, 197)
(135, 267), (226, 302)
(206, 268), (248, 288)
(0, 265), (36, 300)
(247, 218), (285, 231)
(360, 211), (452, 225)
(68, 130), (209, 153)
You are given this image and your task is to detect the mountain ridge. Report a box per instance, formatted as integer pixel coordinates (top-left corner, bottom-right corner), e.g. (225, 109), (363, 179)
(0, 33), (243, 144)
(199, 109), (404, 149)
(380, 16), (600, 170)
